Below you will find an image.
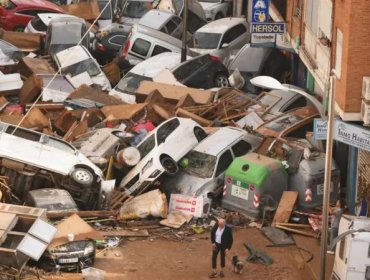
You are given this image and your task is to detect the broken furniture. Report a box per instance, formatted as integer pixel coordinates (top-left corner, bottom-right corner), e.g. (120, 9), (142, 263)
(0, 203), (56, 271)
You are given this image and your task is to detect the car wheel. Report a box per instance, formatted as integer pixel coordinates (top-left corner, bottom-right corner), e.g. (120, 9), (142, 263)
(13, 25), (25, 32)
(215, 12), (223, 19)
(214, 73), (229, 88)
(194, 127), (207, 142)
(71, 167), (94, 186)
(160, 156), (179, 175)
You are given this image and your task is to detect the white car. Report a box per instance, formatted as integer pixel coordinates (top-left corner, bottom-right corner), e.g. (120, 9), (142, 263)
(190, 17), (250, 63)
(0, 122), (112, 210)
(119, 117), (207, 195)
(24, 13), (77, 35)
(162, 126), (262, 216)
(110, 52), (190, 103)
(54, 45), (112, 91)
(199, 0), (230, 21)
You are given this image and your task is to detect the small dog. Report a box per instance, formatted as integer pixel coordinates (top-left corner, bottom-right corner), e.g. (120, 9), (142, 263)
(232, 255), (244, 274)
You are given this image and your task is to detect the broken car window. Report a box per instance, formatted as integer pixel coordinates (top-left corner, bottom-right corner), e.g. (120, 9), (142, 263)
(193, 32), (222, 49)
(264, 115), (303, 133)
(61, 58), (101, 77)
(137, 134), (155, 159)
(182, 151), (217, 178)
(156, 118), (180, 144)
(116, 72), (152, 94)
(123, 1), (152, 18)
(131, 38), (151, 57)
(6, 126), (41, 142)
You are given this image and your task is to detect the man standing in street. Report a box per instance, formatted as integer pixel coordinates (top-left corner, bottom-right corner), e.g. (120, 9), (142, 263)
(209, 218), (233, 278)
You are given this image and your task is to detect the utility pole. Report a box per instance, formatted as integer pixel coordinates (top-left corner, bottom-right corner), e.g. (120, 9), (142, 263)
(319, 75), (336, 280)
(181, 0), (188, 62)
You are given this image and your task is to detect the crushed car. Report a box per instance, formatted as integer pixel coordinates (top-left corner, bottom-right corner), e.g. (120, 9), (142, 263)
(54, 45), (112, 91)
(119, 117), (208, 196)
(0, 121), (113, 210)
(162, 126), (262, 216)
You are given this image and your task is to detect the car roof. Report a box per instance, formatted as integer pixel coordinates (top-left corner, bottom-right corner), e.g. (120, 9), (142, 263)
(138, 10), (174, 29)
(56, 45), (90, 68)
(133, 24), (182, 48)
(194, 127), (246, 156)
(130, 52), (184, 77)
(258, 89), (299, 111)
(12, 0), (64, 11)
(195, 17), (246, 33)
(38, 13), (78, 26)
(49, 15), (85, 25)
(171, 53), (210, 71)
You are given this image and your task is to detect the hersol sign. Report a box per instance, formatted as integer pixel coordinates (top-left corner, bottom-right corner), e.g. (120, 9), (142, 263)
(251, 22), (286, 34)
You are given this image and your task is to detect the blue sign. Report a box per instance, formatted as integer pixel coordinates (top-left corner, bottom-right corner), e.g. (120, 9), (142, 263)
(251, 23), (286, 34)
(252, 0), (270, 23)
(313, 118), (328, 140)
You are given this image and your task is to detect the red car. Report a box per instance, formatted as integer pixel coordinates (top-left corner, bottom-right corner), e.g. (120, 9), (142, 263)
(0, 0), (64, 32)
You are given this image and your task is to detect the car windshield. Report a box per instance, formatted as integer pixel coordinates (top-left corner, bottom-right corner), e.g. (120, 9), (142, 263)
(32, 192), (77, 212)
(193, 32), (221, 49)
(116, 72), (152, 94)
(182, 150), (217, 178)
(123, 1), (152, 18)
(61, 58), (101, 77)
(137, 134), (155, 159)
(264, 115), (304, 132)
(51, 23), (83, 44)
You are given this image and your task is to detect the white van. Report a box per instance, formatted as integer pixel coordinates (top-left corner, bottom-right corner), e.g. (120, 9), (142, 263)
(119, 24), (182, 66)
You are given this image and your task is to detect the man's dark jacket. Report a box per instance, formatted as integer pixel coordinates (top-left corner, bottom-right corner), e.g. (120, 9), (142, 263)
(211, 225), (233, 250)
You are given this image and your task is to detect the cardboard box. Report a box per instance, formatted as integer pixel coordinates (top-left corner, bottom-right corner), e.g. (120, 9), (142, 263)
(136, 81), (214, 105)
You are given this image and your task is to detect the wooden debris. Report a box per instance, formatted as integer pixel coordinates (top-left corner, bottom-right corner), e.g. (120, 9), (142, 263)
(175, 108), (213, 127)
(46, 210), (117, 220)
(275, 224), (318, 238)
(102, 229), (149, 237)
(272, 191), (298, 226)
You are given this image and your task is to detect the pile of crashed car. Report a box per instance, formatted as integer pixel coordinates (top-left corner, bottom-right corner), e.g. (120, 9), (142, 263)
(0, 0), (340, 276)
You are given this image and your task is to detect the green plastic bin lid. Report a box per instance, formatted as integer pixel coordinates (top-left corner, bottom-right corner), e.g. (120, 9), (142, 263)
(225, 153), (284, 189)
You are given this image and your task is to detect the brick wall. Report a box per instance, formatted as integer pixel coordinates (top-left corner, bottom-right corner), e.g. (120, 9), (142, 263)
(334, 0), (370, 113)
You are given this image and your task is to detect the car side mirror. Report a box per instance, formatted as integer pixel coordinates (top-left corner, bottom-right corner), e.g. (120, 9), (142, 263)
(221, 42), (229, 48)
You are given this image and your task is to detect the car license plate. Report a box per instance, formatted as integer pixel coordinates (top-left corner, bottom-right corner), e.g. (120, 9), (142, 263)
(317, 183), (334, 196)
(58, 257), (78, 264)
(231, 184), (249, 200)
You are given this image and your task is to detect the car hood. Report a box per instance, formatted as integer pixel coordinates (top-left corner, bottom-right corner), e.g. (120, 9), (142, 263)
(200, 2), (218, 11)
(92, 74), (111, 91)
(189, 48), (214, 56)
(164, 171), (211, 196)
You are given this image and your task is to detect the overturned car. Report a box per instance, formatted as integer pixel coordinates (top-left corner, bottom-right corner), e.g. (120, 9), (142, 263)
(0, 122), (113, 210)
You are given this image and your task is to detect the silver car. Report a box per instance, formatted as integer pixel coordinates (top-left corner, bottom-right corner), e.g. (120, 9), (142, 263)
(162, 126), (261, 216)
(190, 17), (250, 63)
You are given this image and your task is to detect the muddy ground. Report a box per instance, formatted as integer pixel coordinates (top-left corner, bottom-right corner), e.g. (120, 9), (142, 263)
(90, 227), (333, 280)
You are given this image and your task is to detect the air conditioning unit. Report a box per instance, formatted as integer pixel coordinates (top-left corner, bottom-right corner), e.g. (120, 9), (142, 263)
(362, 76), (370, 100)
(361, 100), (370, 125)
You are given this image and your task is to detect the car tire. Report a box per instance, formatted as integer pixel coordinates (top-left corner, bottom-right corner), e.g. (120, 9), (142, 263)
(194, 127), (207, 142)
(71, 167), (94, 186)
(13, 25), (25, 32)
(160, 156), (179, 175)
(215, 12), (223, 19)
(214, 73), (229, 88)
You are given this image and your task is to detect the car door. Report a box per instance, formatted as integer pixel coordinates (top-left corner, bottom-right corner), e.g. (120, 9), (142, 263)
(38, 136), (79, 175)
(173, 55), (210, 88)
(213, 149), (234, 188)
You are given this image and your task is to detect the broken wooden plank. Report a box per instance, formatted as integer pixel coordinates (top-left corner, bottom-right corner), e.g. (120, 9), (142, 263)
(175, 108), (212, 127)
(272, 191), (298, 226)
(275, 225), (317, 238)
(102, 229), (149, 237)
(47, 210), (116, 220)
